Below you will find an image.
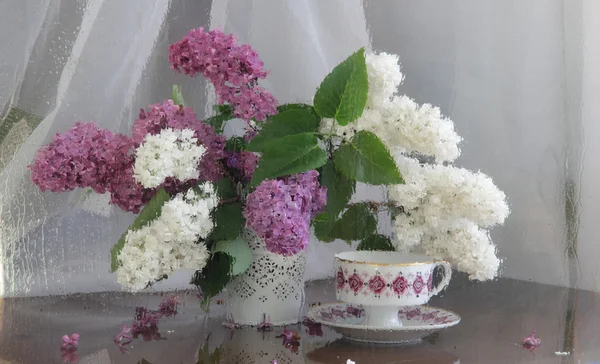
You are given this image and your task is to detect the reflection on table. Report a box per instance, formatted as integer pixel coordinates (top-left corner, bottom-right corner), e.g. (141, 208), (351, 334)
(0, 275), (596, 363)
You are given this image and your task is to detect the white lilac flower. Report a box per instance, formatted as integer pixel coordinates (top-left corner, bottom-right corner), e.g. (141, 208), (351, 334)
(378, 95), (462, 162)
(388, 155), (430, 210)
(390, 155), (509, 228)
(318, 97), (461, 163)
(420, 220), (501, 281)
(389, 153), (508, 280)
(322, 52), (460, 162)
(133, 128), (206, 189)
(116, 183), (217, 291)
(318, 117), (352, 143)
(422, 164), (509, 228)
(318, 50), (508, 281)
(365, 52), (404, 108)
(392, 212), (427, 250)
(317, 108), (383, 145)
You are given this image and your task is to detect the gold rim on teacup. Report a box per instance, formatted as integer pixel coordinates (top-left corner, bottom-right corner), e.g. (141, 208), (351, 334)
(336, 257), (436, 267)
(335, 251), (442, 267)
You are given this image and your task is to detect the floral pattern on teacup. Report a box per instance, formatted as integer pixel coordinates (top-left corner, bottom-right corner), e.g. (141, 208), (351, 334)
(368, 275), (386, 296)
(338, 269), (432, 299)
(315, 304), (458, 327)
(336, 269), (346, 290)
(318, 304), (364, 325)
(412, 274), (425, 294)
(398, 307), (456, 325)
(347, 273), (364, 294)
(427, 273), (433, 291)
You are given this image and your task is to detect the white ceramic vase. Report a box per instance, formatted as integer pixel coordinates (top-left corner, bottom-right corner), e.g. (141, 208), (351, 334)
(225, 229), (306, 326)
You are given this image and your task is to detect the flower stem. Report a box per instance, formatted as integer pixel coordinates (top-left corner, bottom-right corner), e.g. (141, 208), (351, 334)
(219, 197), (239, 205)
(200, 297), (211, 313)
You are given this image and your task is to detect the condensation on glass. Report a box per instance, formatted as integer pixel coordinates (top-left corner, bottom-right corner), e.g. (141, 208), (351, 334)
(1, 0), (600, 363)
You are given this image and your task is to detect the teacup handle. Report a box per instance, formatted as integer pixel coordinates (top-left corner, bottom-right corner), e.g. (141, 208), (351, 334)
(430, 261), (452, 296)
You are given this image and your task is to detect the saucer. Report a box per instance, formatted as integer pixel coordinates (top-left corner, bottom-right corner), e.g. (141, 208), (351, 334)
(306, 303), (460, 344)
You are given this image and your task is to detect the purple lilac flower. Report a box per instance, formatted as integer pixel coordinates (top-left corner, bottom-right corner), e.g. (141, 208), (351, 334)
(222, 314), (241, 330)
(302, 317), (323, 337)
(107, 164), (154, 213)
(30, 122), (133, 194)
(244, 170), (327, 256)
(276, 327), (300, 353)
(168, 28), (278, 121)
(243, 128), (258, 142)
(113, 324), (132, 353)
(132, 100), (226, 182)
(218, 85), (278, 122)
(286, 171), (328, 219)
(225, 150), (259, 181)
(114, 296), (178, 353)
(157, 296), (178, 317)
(28, 121), (155, 213)
(61, 334), (80, 349)
(60, 347), (78, 363)
(257, 313), (273, 332)
(521, 330), (542, 353)
(114, 324), (132, 344)
(131, 309), (162, 342)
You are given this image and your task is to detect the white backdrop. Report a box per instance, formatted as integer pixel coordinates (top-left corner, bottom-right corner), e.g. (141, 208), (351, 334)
(1, 0), (599, 296)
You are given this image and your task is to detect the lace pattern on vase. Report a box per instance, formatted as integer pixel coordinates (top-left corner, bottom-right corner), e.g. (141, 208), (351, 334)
(226, 229), (306, 325)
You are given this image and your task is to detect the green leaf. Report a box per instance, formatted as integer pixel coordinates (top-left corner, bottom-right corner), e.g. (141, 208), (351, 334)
(277, 103), (320, 117)
(110, 189), (170, 272)
(246, 108), (320, 152)
(249, 133), (327, 186)
(225, 137), (247, 152)
(213, 178), (238, 200)
(213, 104), (233, 114)
(312, 204), (376, 243)
(205, 104), (234, 131)
(191, 252), (233, 307)
(357, 234), (395, 252)
(334, 130), (404, 185)
(213, 238), (253, 276)
(313, 48), (368, 125)
(171, 85), (185, 106)
(333, 203), (377, 241)
(313, 213), (337, 243)
(205, 112), (233, 132)
(321, 159), (355, 219)
(208, 202), (245, 241)
(197, 336), (223, 364)
(313, 212), (330, 223)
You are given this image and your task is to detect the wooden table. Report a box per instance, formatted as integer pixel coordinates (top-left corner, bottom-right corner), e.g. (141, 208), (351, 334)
(0, 275), (594, 363)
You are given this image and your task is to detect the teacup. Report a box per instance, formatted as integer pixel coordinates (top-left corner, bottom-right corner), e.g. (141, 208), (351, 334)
(334, 251), (452, 327)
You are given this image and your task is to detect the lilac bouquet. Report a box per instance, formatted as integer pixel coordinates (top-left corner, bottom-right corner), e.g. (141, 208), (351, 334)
(30, 27), (509, 305)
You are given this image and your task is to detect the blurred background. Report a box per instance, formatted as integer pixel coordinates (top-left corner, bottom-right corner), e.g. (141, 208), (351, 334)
(1, 0), (598, 298)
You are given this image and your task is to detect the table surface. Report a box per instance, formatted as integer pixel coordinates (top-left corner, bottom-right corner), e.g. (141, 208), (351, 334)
(0, 275), (596, 364)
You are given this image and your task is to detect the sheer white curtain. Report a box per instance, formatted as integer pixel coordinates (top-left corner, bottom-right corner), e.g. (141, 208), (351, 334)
(362, 0), (599, 290)
(0, 0), (215, 296)
(0, 0), (371, 296)
(1, 0), (599, 297)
